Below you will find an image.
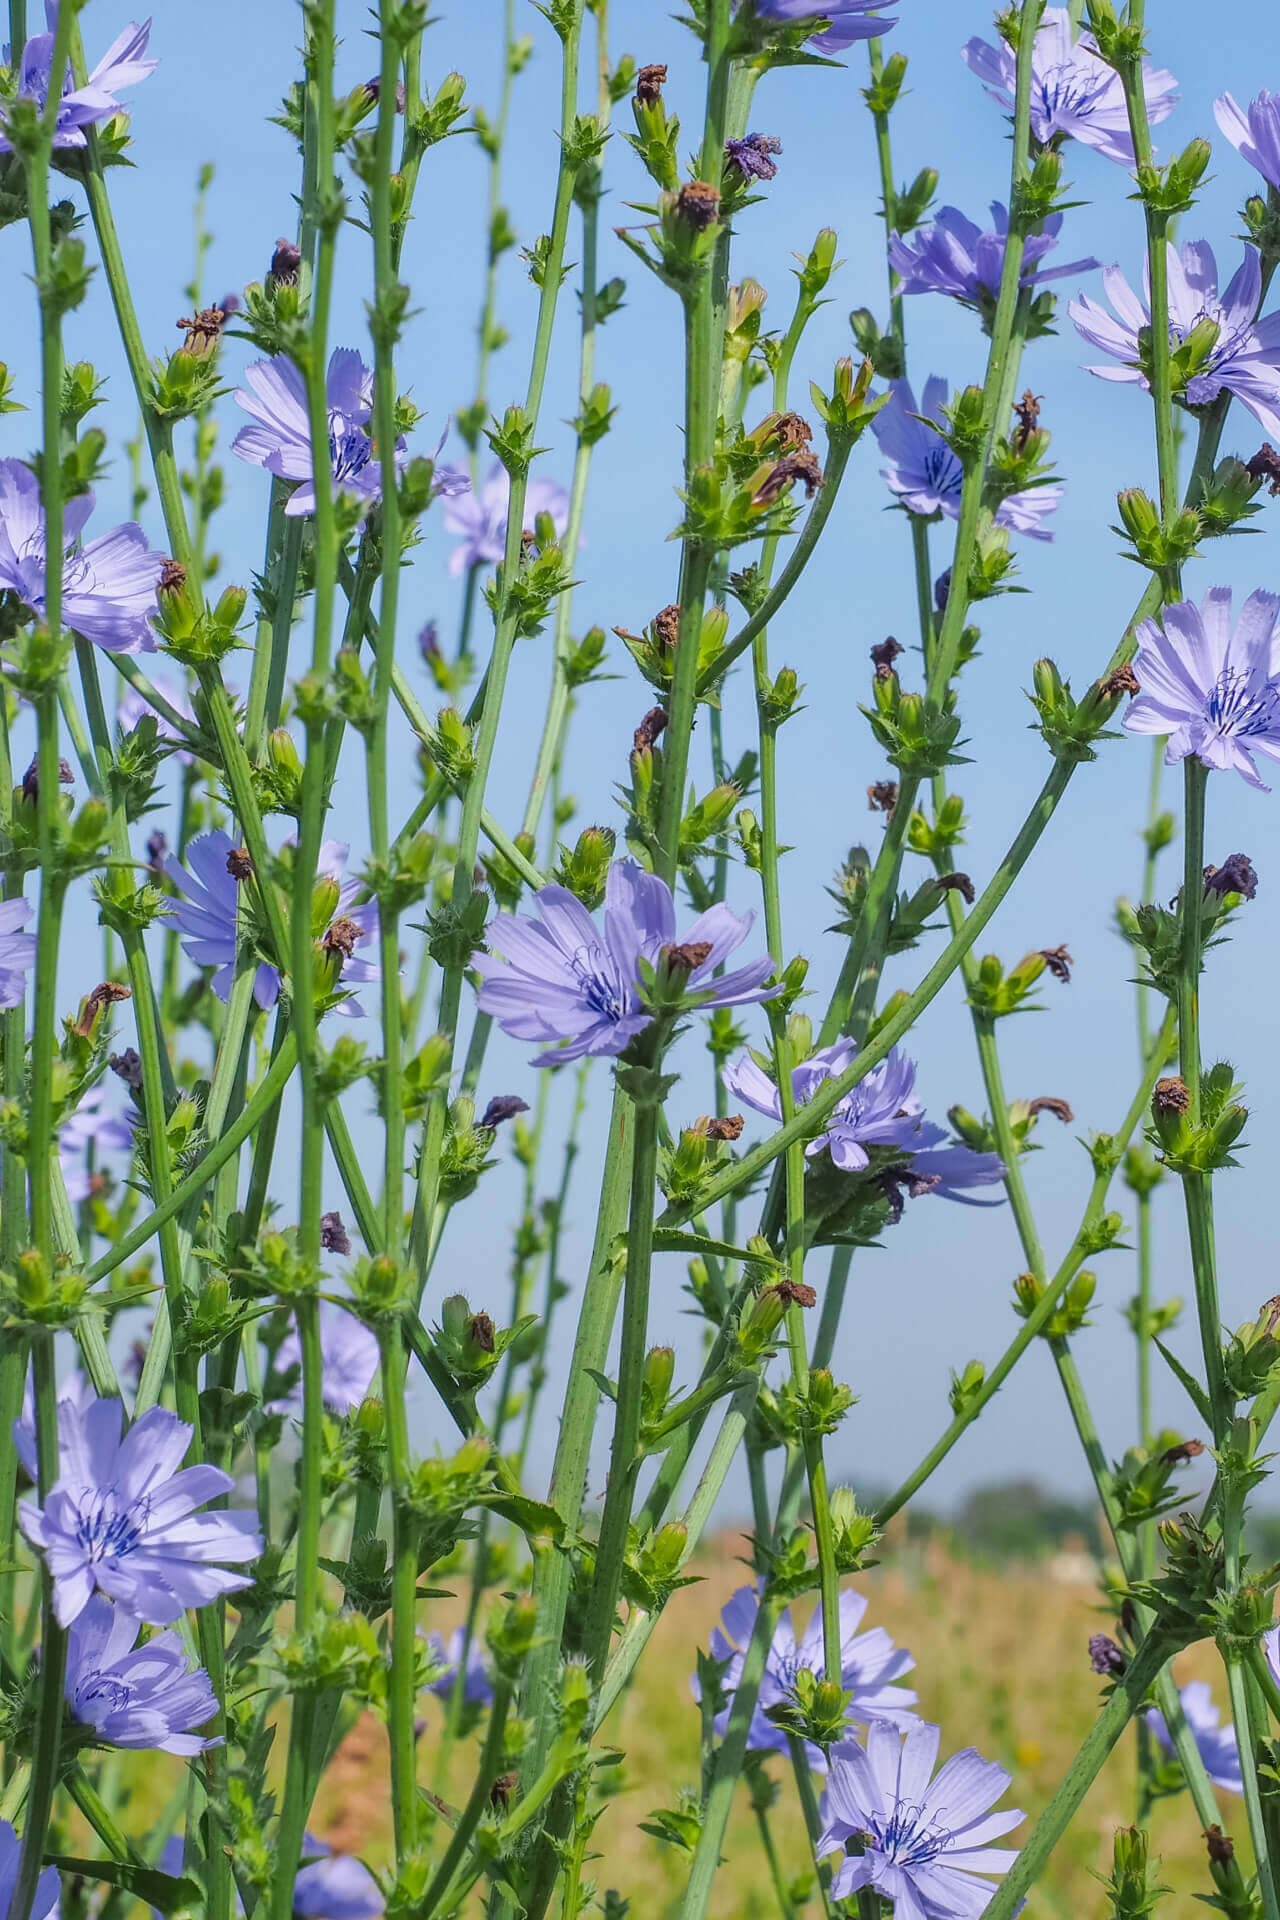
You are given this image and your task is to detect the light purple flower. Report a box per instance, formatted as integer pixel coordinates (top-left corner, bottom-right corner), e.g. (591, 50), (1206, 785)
(889, 202), (1097, 307)
(426, 1627), (495, 1708)
(819, 1720), (1023, 1912)
(60, 1079), (135, 1204)
(1216, 91), (1280, 192)
(0, 1819), (58, 1920)
(166, 829), (380, 1015)
(13, 1368), (95, 1479)
(0, 896), (35, 1009)
(0, 458), (165, 653)
(752, 0), (897, 54)
(694, 1586), (917, 1769)
(0, 2), (156, 153)
(1124, 586), (1280, 792)
(271, 1303), (380, 1415)
(18, 1394), (261, 1627)
(473, 859), (778, 1067)
(442, 464), (569, 578)
(963, 6), (1176, 166)
(65, 1593), (218, 1755)
(724, 1037), (1006, 1194)
(871, 379), (1061, 541)
(1147, 1681), (1242, 1795)
(1071, 243), (1280, 442)
(293, 1838), (385, 1920)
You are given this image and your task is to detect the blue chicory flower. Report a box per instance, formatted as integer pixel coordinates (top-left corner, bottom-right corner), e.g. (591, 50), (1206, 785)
(0, 458), (165, 653)
(1124, 586), (1280, 792)
(65, 1592), (219, 1754)
(819, 1719), (1024, 1912)
(889, 202), (1097, 308)
(0, 1819), (59, 1920)
(0, 2), (156, 152)
(271, 1303), (380, 1415)
(1216, 91), (1280, 192)
(14, 1369), (96, 1479)
(473, 859), (778, 1066)
(442, 463), (569, 578)
(724, 1037), (1006, 1192)
(0, 896), (36, 1009)
(871, 379), (1061, 541)
(751, 0), (897, 54)
(1146, 1681), (1242, 1795)
(154, 1834), (384, 1920)
(963, 6), (1176, 166)
(694, 1586), (917, 1770)
(60, 1079), (135, 1203)
(426, 1626), (495, 1708)
(18, 1394), (262, 1627)
(1070, 242), (1280, 443)
(165, 829), (381, 1014)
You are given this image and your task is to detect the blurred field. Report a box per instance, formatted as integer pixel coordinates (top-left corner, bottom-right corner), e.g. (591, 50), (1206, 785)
(302, 1530), (1247, 1917)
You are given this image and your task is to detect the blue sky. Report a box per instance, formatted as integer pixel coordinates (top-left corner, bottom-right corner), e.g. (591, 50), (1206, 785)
(12, 0), (1280, 1511)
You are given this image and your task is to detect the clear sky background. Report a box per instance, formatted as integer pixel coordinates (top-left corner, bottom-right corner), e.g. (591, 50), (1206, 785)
(10, 0), (1280, 1515)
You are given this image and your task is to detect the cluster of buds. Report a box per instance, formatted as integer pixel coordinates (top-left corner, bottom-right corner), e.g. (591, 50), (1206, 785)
(1148, 1063), (1248, 1175)
(153, 560), (247, 666)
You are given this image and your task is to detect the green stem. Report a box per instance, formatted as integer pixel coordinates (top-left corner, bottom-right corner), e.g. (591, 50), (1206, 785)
(421, 1680), (514, 1917)
(380, 1322), (419, 1858)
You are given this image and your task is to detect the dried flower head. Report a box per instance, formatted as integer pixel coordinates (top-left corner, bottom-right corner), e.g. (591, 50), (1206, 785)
(634, 63), (667, 105)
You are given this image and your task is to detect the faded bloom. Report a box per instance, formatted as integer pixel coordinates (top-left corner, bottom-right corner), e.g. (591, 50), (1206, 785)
(752, 0), (897, 54)
(724, 1037), (1005, 1195)
(473, 859), (778, 1066)
(166, 829), (380, 1014)
(725, 132), (782, 182)
(1070, 242), (1280, 443)
(1215, 91), (1280, 192)
(1147, 1682), (1242, 1795)
(443, 463), (569, 578)
(819, 1720), (1023, 1912)
(59, 1080), (135, 1203)
(871, 379), (1061, 541)
(0, 1820), (58, 1920)
(271, 1302), (380, 1415)
(65, 1593), (218, 1753)
(0, 459), (165, 653)
(963, 7), (1176, 166)
(890, 202), (1097, 308)
(1205, 853), (1258, 900)
(18, 1395), (261, 1626)
(1124, 587), (1280, 791)
(694, 1587), (917, 1769)
(0, 2), (156, 152)
(427, 1626), (495, 1708)
(0, 896), (35, 1009)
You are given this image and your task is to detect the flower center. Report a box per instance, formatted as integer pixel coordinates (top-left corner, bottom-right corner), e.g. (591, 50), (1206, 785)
(328, 410), (373, 484)
(72, 1672), (136, 1719)
(920, 444), (962, 501)
(869, 1802), (951, 1869)
(1036, 59), (1103, 126)
(1206, 665), (1280, 739)
(569, 943), (631, 1024)
(73, 1486), (147, 1565)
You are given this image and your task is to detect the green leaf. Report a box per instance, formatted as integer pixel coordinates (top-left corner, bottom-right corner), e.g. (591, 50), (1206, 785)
(1153, 1338), (1214, 1427)
(479, 1492), (566, 1544)
(651, 1229), (765, 1265)
(44, 1859), (204, 1913)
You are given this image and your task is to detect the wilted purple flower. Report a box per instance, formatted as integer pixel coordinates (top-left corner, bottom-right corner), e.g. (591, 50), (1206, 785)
(1216, 91), (1280, 192)
(1125, 587), (1280, 791)
(479, 1094), (529, 1130)
(65, 1593), (218, 1754)
(752, 0), (897, 53)
(0, 459), (165, 653)
(0, 1820), (58, 1920)
(473, 860), (778, 1066)
(0, 896), (35, 1009)
(724, 1037), (1005, 1195)
(1205, 853), (1258, 900)
(60, 1080), (135, 1203)
(18, 1395), (261, 1627)
(1147, 1682), (1242, 1795)
(0, 2), (156, 153)
(443, 464), (569, 578)
(294, 1839), (385, 1920)
(725, 132), (782, 182)
(871, 379), (1061, 541)
(819, 1720), (1023, 1912)
(13, 1368), (95, 1479)
(889, 202), (1097, 307)
(1070, 243), (1280, 442)
(1089, 1633), (1126, 1677)
(427, 1626), (495, 1708)
(963, 7), (1176, 166)
(166, 829), (380, 1014)
(694, 1587), (917, 1769)
(271, 1302), (380, 1415)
